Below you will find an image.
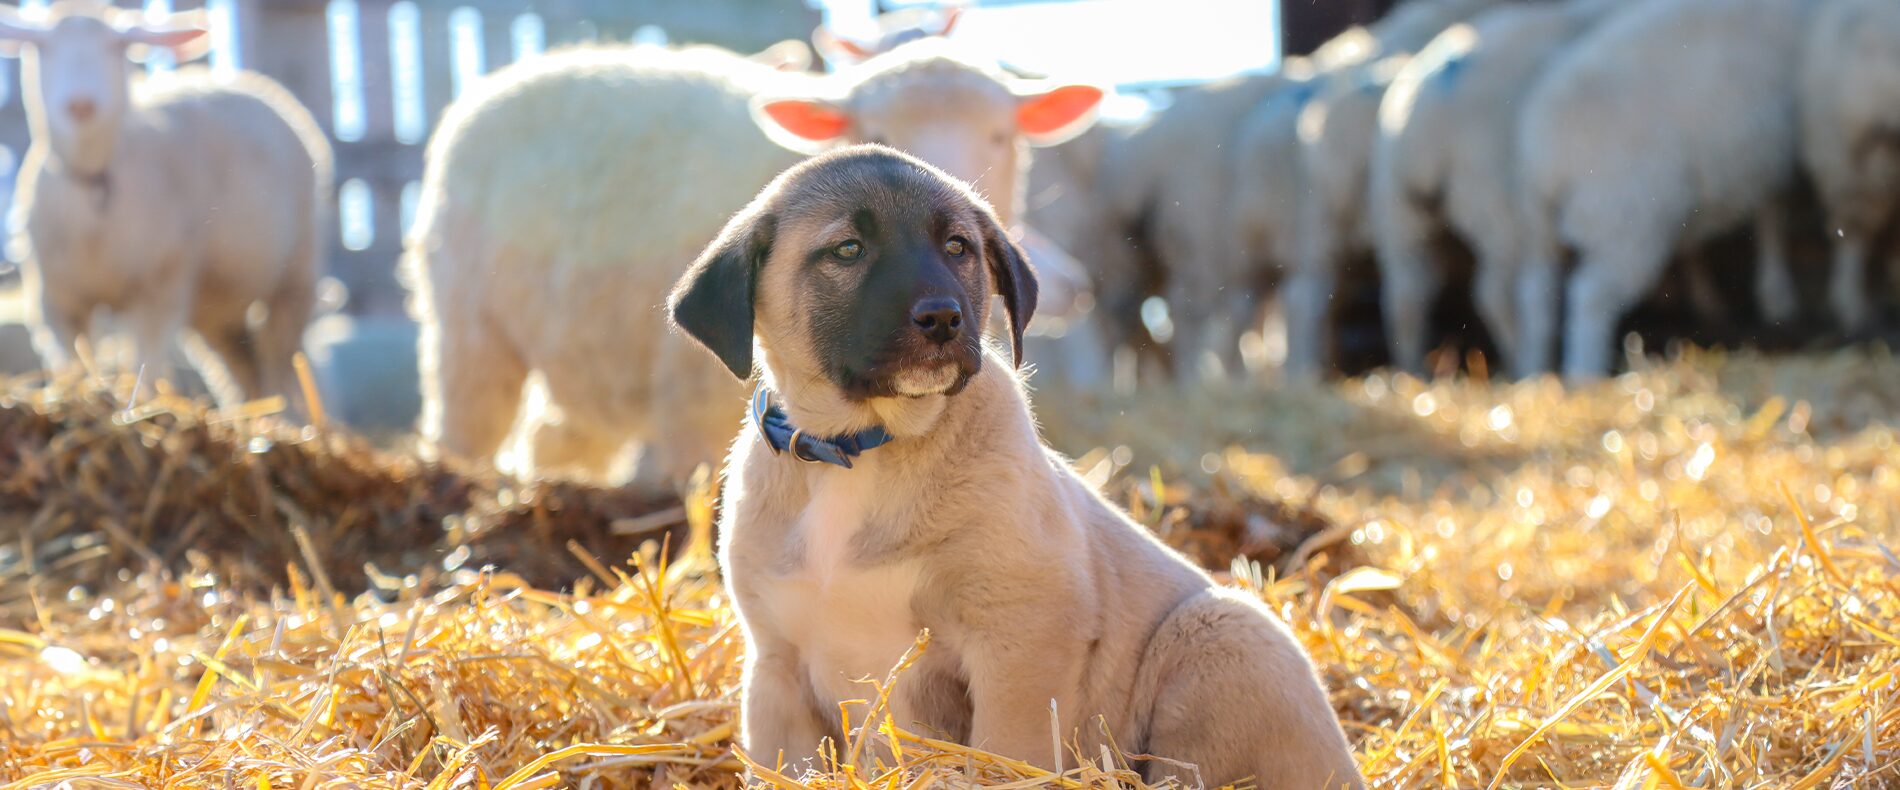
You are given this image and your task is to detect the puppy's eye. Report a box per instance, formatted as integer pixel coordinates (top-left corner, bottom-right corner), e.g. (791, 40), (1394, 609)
(943, 237), (967, 257)
(832, 240), (865, 261)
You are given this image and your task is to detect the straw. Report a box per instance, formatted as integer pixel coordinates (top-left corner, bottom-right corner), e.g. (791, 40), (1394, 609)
(3, 346), (1898, 787)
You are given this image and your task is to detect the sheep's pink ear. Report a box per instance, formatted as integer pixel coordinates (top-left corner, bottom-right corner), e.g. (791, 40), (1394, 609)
(933, 6), (962, 36)
(812, 25), (874, 66)
(750, 39), (812, 73)
(1015, 84), (1103, 146)
(753, 97), (851, 154)
(123, 25), (212, 63)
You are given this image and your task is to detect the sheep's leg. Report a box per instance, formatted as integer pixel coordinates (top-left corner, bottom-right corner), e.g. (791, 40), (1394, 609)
(189, 322), (263, 408)
(1282, 264), (1337, 384)
(1095, 286), (1155, 390)
(1562, 242), (1667, 381)
(1680, 249), (1731, 328)
(1382, 260), (1443, 378)
(1165, 267), (1234, 385)
(529, 410), (628, 480)
(125, 304), (187, 405)
(419, 313), (528, 464)
(1513, 234), (1563, 378)
(1755, 204), (1800, 327)
(1829, 227), (1876, 335)
(1376, 214), (1445, 377)
(254, 277), (317, 416)
(1472, 249), (1518, 369)
(1285, 202), (1340, 384)
(1373, 171), (1446, 376)
(1219, 288), (1260, 377)
(27, 293), (89, 371)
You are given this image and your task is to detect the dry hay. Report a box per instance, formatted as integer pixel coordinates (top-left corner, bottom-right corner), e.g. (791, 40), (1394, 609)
(2, 347), (1899, 788)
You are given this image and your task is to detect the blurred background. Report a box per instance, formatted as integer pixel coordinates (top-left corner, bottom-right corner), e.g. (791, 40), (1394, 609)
(0, 0), (1890, 442)
(0, 0), (1377, 315)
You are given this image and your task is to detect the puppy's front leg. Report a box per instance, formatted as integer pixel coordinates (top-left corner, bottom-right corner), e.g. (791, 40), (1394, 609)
(741, 638), (831, 776)
(961, 625), (1086, 770)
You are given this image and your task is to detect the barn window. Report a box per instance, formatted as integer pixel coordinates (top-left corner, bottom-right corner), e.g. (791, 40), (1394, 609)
(401, 181), (422, 237)
(143, 0), (175, 74)
(206, 0), (241, 74)
(511, 12), (545, 62)
(388, 1), (426, 144)
(448, 6), (484, 100)
(631, 24), (668, 47)
(326, 0), (366, 142)
(339, 179), (374, 251)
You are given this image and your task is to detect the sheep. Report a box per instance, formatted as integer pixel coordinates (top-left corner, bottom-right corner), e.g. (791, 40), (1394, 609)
(1514, 0), (1810, 379)
(1019, 121), (1142, 387)
(1095, 71), (1299, 384)
(0, 1), (330, 412)
(1281, 0), (1505, 381)
(1799, 0), (1900, 336)
(1368, 0), (1627, 375)
(1228, 67), (1321, 373)
(812, 5), (960, 69)
(407, 38), (1101, 483)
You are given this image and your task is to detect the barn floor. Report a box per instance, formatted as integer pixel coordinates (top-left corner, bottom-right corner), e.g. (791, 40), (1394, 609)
(1, 347), (1897, 788)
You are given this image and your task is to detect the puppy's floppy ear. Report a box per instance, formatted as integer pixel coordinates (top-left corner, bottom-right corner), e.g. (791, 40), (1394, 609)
(979, 215), (1039, 368)
(669, 210), (776, 379)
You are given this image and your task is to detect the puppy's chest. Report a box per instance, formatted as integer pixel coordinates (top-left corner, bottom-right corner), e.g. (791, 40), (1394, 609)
(751, 469), (928, 712)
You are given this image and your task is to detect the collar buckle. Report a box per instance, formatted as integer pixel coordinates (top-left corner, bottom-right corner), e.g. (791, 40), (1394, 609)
(750, 385), (889, 469)
(787, 428), (824, 464)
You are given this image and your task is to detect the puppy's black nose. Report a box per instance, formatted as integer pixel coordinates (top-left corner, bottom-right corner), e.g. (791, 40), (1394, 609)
(910, 297), (962, 344)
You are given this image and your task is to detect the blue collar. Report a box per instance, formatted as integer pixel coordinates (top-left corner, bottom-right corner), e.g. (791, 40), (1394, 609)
(750, 386), (893, 468)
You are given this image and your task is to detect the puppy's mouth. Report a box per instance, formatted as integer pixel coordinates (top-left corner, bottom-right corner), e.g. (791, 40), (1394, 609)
(890, 361), (963, 397)
(837, 346), (981, 400)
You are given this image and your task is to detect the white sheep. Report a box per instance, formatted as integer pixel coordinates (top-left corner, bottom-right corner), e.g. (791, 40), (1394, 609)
(1019, 121), (1141, 387)
(1095, 72), (1293, 383)
(1514, 0), (1809, 379)
(0, 2), (329, 411)
(1799, 0), (1900, 336)
(1368, 0), (1626, 374)
(407, 39), (1100, 483)
(1281, 0), (1504, 381)
(1228, 66), (1321, 371)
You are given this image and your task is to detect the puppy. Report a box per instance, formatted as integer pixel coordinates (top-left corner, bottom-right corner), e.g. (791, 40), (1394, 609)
(669, 145), (1363, 789)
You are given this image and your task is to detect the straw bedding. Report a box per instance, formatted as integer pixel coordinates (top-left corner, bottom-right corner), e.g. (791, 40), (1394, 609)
(2, 348), (1897, 788)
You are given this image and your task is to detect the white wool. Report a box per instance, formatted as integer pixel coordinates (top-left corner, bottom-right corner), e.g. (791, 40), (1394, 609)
(15, 57), (329, 408)
(1798, 0), (1900, 334)
(1280, 0), (1508, 381)
(1512, 0), (1810, 378)
(407, 38), (1095, 482)
(1366, 0), (1627, 373)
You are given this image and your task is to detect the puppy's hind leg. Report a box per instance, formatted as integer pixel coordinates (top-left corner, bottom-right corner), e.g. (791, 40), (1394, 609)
(1135, 588), (1363, 790)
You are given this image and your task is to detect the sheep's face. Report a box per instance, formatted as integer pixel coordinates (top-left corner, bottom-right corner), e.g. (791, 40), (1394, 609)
(0, 5), (208, 174)
(752, 48), (1104, 229)
(24, 15), (132, 170)
(843, 77), (1027, 225)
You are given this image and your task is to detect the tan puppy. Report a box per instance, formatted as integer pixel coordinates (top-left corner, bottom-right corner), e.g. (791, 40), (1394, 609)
(669, 146), (1363, 789)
